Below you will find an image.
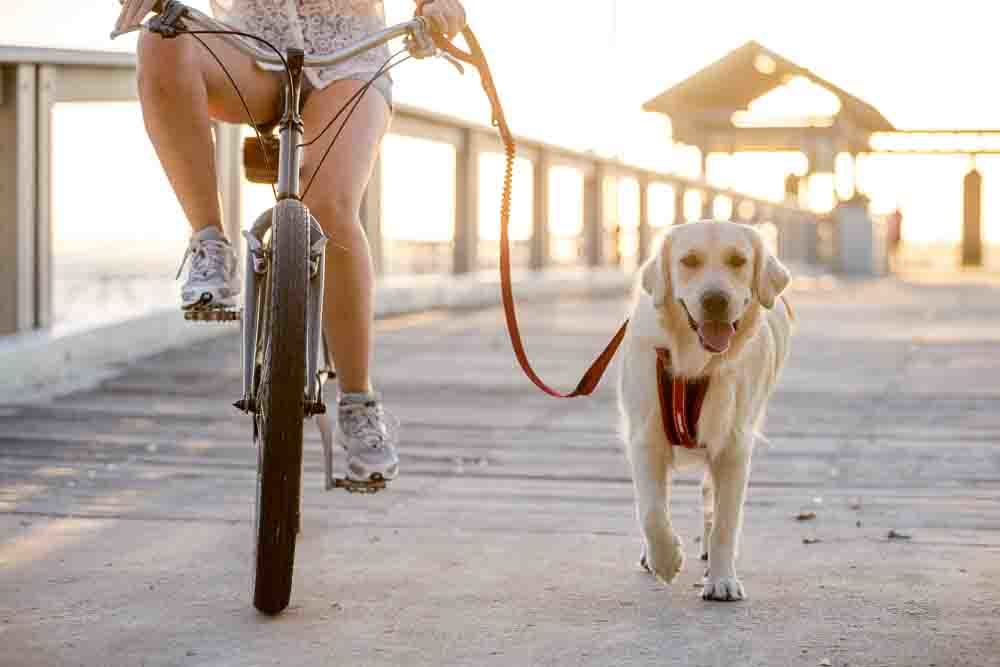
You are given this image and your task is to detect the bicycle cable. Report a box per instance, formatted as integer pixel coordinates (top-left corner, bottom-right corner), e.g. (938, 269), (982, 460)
(298, 47), (407, 149)
(301, 53), (411, 200)
(180, 29), (293, 90)
(177, 25), (408, 203)
(186, 31), (281, 200)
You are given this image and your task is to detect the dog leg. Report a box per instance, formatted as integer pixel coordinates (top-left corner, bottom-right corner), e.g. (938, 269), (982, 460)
(631, 419), (684, 584)
(701, 470), (714, 562)
(702, 446), (750, 601)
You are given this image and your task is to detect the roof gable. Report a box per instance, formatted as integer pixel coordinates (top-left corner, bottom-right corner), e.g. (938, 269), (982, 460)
(642, 41), (893, 133)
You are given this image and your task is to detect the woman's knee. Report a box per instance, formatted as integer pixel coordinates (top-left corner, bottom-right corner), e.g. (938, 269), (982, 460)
(311, 192), (363, 234)
(136, 31), (201, 99)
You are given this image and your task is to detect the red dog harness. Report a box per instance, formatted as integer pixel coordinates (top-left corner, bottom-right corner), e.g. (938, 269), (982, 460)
(655, 348), (710, 449)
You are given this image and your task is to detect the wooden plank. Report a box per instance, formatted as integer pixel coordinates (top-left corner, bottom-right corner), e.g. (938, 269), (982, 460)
(49, 65), (137, 104)
(391, 110), (463, 147)
(0, 46), (136, 67)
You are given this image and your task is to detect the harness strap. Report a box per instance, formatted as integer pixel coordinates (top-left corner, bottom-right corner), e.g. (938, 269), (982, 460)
(433, 25), (629, 397)
(655, 348), (709, 449)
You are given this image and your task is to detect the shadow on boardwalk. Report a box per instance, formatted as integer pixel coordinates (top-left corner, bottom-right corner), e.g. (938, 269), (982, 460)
(1, 273), (999, 666)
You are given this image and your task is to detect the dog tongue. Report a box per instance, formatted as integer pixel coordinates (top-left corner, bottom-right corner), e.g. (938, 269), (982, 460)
(698, 321), (736, 353)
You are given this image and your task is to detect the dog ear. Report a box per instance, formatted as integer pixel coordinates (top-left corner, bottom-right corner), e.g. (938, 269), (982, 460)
(748, 226), (791, 309)
(640, 236), (671, 308)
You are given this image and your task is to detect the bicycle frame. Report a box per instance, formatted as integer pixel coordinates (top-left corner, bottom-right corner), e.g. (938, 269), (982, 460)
(238, 48), (329, 414)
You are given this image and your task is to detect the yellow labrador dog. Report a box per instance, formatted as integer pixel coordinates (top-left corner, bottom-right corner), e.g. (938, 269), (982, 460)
(618, 220), (793, 601)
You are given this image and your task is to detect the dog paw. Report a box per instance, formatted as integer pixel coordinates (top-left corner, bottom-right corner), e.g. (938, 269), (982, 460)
(701, 575), (745, 602)
(640, 534), (685, 583)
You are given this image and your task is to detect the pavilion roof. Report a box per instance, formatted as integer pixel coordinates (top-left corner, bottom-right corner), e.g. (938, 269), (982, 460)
(642, 41), (894, 134)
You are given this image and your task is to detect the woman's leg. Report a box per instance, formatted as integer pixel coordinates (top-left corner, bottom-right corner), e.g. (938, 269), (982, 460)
(137, 31), (281, 234)
(300, 81), (391, 394)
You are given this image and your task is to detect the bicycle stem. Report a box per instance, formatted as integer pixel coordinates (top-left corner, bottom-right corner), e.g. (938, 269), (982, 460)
(276, 49), (305, 200)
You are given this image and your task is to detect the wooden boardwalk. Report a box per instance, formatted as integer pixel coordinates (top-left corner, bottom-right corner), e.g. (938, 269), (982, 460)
(2, 273), (999, 666)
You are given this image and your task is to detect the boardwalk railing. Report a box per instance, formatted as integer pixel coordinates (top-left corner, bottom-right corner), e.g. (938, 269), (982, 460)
(0, 47), (824, 337)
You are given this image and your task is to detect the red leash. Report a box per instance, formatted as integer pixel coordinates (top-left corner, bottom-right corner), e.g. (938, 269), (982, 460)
(432, 23), (717, 446)
(434, 25), (710, 446)
(433, 25), (629, 397)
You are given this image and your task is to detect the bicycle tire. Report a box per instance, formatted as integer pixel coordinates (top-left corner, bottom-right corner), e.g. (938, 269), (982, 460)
(252, 200), (310, 615)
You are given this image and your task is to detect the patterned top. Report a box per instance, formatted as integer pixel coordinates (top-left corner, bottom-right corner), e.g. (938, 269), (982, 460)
(210, 0), (391, 89)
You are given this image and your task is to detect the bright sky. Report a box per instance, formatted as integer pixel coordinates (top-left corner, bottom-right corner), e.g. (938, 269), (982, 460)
(4, 0), (999, 245)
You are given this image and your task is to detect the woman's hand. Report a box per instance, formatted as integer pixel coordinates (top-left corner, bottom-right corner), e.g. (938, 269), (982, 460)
(416, 0), (467, 39)
(113, 0), (160, 36)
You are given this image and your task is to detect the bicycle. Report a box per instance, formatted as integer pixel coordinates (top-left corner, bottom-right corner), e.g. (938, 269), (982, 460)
(114, 0), (447, 615)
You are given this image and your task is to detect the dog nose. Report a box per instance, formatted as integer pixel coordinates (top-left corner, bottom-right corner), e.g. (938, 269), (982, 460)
(701, 290), (730, 320)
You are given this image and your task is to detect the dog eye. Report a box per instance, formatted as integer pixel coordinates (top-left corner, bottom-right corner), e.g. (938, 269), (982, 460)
(681, 254), (702, 269)
(727, 254), (747, 269)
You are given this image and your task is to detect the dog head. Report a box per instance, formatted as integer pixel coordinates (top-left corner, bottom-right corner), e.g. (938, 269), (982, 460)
(642, 221), (790, 355)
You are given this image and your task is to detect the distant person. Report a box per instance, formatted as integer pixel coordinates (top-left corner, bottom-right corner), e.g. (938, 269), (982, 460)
(784, 173), (799, 203)
(886, 208), (903, 270)
(112, 0), (468, 484)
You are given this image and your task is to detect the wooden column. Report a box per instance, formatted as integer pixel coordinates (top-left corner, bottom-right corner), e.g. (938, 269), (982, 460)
(360, 156), (384, 275)
(453, 127), (478, 274)
(700, 145), (713, 220)
(637, 175), (651, 263)
(702, 189), (715, 220)
(584, 163), (606, 267)
(214, 122), (244, 249)
(674, 184), (686, 225)
(530, 150), (549, 270)
(0, 64), (38, 335)
(35, 65), (56, 328)
(962, 167), (983, 267)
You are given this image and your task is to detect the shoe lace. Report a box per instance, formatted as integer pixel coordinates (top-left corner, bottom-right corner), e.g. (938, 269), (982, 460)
(339, 401), (398, 450)
(176, 239), (232, 281)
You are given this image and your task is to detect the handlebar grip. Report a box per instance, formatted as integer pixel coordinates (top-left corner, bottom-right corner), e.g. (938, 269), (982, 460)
(414, 3), (477, 64)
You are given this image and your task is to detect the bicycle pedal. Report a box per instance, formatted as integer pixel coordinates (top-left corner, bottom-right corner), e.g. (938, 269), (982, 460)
(331, 476), (387, 494)
(183, 306), (241, 322)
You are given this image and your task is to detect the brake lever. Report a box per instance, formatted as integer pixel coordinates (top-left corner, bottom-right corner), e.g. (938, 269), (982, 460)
(146, 0), (188, 38)
(404, 16), (437, 59)
(110, 0), (173, 40)
(110, 25), (142, 39)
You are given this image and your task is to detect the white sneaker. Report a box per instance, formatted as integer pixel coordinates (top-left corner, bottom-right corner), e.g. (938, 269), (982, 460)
(337, 394), (399, 482)
(177, 226), (240, 309)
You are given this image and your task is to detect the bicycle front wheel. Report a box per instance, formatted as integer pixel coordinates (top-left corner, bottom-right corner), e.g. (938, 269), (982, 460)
(252, 199), (310, 615)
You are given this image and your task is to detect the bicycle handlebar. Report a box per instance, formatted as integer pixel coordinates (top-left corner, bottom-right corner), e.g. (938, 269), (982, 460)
(114, 0), (435, 68)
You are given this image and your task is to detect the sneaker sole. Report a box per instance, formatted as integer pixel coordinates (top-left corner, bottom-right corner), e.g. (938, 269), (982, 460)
(346, 464), (399, 483)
